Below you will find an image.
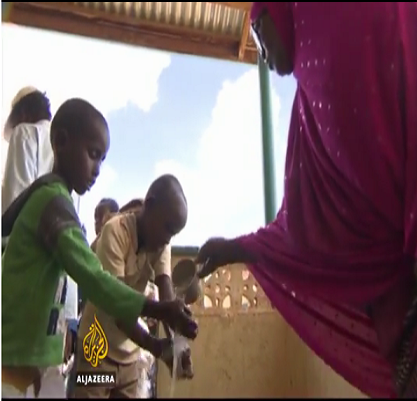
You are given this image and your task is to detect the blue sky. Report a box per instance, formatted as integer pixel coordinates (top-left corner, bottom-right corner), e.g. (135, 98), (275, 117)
(2, 24), (297, 245)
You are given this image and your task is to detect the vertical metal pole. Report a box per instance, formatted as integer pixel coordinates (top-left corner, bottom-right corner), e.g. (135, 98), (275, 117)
(258, 55), (277, 224)
(2, 3), (12, 22)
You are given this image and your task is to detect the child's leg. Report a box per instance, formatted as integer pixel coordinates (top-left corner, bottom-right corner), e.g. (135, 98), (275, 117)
(2, 383), (27, 398)
(66, 346), (78, 398)
(65, 321), (78, 398)
(26, 367), (66, 398)
(137, 365), (152, 398)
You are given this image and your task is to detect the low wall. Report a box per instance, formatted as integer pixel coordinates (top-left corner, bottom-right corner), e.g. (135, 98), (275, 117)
(156, 250), (365, 398)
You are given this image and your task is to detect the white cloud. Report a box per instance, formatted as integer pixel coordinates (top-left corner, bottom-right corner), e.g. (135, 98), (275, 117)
(1, 24), (171, 122)
(1, 24), (171, 238)
(154, 69), (282, 245)
(1, 143), (9, 178)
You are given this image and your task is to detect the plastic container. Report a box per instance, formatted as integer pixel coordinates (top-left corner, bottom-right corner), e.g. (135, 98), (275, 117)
(172, 259), (202, 305)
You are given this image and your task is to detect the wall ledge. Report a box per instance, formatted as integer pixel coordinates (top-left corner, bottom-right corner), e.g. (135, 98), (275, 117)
(172, 245), (199, 257)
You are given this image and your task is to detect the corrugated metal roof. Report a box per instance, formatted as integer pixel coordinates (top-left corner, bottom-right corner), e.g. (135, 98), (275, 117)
(72, 2), (245, 38)
(8, 2), (257, 63)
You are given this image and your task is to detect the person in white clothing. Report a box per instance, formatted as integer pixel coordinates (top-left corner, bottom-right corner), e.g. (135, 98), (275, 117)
(2, 86), (53, 211)
(2, 88), (78, 399)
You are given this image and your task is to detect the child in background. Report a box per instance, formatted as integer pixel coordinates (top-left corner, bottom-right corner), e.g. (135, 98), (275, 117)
(75, 177), (193, 398)
(91, 198), (119, 252)
(94, 198), (119, 235)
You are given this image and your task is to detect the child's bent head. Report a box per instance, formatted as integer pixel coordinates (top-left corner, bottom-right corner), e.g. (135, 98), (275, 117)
(140, 174), (188, 252)
(50, 98), (109, 195)
(94, 198), (119, 235)
(119, 198), (144, 214)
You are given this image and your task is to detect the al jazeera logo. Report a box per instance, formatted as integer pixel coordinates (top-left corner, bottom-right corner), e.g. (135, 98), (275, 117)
(75, 315), (116, 386)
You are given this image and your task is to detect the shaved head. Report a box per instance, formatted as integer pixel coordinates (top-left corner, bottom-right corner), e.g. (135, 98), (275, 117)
(141, 174), (188, 251)
(51, 98), (108, 149)
(145, 174), (187, 206)
(50, 97), (109, 195)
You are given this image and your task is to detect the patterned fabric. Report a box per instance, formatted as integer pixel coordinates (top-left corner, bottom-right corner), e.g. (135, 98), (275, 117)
(396, 294), (417, 397)
(240, 2), (417, 397)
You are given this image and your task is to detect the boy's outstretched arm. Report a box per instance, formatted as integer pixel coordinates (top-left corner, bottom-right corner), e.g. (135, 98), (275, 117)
(39, 194), (197, 340)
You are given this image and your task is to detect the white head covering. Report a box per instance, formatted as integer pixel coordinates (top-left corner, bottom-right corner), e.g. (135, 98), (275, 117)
(3, 86), (41, 141)
(11, 86), (40, 109)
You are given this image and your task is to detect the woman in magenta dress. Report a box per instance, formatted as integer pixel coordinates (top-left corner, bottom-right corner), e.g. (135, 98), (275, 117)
(197, 2), (417, 398)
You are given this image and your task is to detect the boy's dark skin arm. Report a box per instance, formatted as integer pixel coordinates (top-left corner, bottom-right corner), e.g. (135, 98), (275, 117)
(153, 248), (177, 335)
(116, 270), (179, 357)
(115, 291), (177, 358)
(155, 271), (194, 379)
(155, 274), (177, 341)
(156, 274), (176, 302)
(115, 307), (171, 358)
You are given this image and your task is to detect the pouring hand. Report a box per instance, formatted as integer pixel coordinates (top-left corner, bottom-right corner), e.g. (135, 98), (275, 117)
(196, 237), (234, 278)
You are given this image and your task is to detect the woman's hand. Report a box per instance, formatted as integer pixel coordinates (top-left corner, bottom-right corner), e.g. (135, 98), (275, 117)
(196, 237), (237, 278)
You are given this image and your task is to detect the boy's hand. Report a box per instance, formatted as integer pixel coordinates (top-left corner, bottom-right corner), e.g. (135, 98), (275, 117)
(161, 343), (194, 380)
(147, 317), (158, 328)
(149, 337), (172, 359)
(159, 299), (198, 340)
(63, 328), (74, 363)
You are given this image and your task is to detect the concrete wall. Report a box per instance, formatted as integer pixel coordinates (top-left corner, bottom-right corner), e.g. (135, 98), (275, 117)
(156, 252), (365, 398)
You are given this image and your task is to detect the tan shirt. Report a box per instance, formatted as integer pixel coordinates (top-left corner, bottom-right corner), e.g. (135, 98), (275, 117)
(78, 212), (171, 364)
